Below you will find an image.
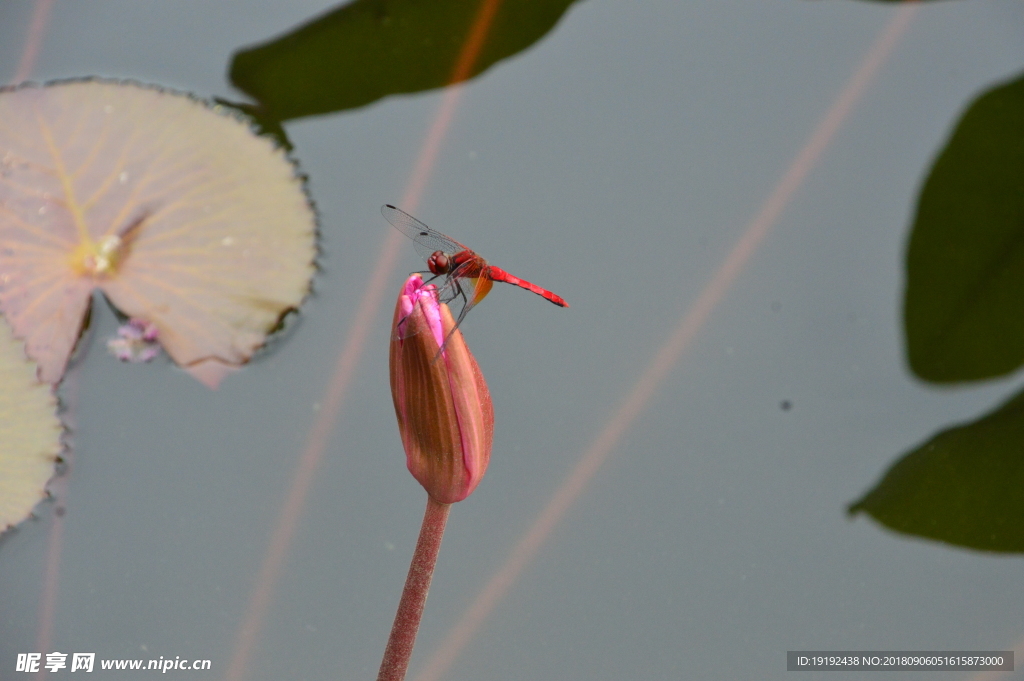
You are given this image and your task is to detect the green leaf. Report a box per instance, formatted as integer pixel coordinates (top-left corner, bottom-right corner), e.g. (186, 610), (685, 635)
(229, 0), (580, 123)
(904, 72), (1024, 383)
(849, 386), (1024, 553)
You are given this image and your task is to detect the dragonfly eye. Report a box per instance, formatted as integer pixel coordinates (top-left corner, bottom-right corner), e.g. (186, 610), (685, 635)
(428, 251), (450, 274)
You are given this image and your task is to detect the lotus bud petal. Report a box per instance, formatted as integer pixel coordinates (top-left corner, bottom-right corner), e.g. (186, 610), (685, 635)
(389, 275), (494, 503)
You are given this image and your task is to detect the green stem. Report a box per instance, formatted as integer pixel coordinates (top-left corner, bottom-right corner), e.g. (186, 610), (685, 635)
(377, 496), (451, 681)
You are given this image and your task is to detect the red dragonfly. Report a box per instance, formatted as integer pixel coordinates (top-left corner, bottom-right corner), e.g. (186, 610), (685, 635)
(382, 204), (568, 332)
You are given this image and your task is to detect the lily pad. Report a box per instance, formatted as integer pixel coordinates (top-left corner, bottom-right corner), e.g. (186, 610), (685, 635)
(0, 314), (61, 533)
(849, 386), (1024, 553)
(0, 79), (317, 387)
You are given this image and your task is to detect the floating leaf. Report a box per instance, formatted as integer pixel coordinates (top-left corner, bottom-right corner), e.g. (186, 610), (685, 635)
(229, 0), (580, 124)
(849, 387), (1024, 553)
(904, 72), (1024, 383)
(0, 79), (317, 387)
(0, 314), (61, 533)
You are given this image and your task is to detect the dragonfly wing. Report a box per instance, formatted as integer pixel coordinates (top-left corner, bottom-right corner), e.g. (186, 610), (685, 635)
(381, 204), (465, 264)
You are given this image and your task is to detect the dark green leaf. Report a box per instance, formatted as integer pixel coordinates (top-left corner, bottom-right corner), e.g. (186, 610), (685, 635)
(229, 0), (579, 123)
(904, 72), (1024, 382)
(849, 386), (1024, 553)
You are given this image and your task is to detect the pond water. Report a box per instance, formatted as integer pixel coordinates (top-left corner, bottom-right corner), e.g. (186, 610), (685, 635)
(2, 1), (1024, 679)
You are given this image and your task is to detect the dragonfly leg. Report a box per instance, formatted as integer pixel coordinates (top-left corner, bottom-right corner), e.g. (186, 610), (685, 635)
(420, 270), (442, 285)
(453, 278), (466, 307)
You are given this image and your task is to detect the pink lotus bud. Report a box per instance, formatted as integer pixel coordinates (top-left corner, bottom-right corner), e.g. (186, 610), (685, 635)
(389, 274), (494, 503)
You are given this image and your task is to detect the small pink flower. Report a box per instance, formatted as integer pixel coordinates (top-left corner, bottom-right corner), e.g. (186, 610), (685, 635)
(389, 274), (494, 503)
(106, 318), (161, 363)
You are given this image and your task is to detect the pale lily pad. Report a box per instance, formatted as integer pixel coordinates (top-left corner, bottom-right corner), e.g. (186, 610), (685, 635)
(0, 314), (61, 533)
(0, 79), (317, 387)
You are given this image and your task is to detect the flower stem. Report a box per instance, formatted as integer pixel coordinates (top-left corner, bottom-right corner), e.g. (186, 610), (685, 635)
(377, 496), (451, 681)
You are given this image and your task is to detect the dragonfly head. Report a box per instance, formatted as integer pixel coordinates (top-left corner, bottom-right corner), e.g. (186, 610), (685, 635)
(427, 250), (451, 275)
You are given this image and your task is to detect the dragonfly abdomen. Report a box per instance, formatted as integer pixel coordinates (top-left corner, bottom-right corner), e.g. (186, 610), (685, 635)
(487, 266), (569, 307)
